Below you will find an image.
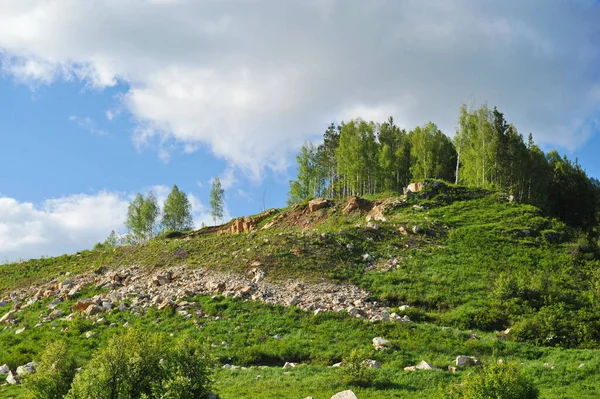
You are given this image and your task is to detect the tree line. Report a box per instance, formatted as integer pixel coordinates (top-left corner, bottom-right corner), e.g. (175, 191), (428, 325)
(95, 179), (225, 249)
(288, 104), (600, 231)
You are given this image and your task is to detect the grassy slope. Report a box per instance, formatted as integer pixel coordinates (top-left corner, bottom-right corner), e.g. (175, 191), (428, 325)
(1, 182), (600, 398)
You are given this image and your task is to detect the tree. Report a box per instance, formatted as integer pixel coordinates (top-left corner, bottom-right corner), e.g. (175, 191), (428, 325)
(210, 178), (225, 226)
(23, 341), (76, 399)
(125, 192), (160, 244)
(162, 185), (194, 232)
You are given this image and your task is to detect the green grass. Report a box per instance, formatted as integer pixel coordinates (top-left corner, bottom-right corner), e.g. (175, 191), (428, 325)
(2, 181), (600, 397)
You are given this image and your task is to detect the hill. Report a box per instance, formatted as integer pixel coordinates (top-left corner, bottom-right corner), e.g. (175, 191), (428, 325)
(1, 181), (600, 398)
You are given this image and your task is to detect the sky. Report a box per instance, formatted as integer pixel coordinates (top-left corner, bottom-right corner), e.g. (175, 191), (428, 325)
(1, 0), (600, 263)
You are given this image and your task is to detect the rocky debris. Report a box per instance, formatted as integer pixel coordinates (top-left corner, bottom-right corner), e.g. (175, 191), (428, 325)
(308, 198), (330, 212)
(342, 196), (373, 214)
(331, 390), (358, 399)
(362, 359), (381, 369)
(455, 355), (480, 367)
(0, 364), (9, 374)
(16, 362), (36, 375)
(372, 337), (391, 350)
(6, 370), (20, 385)
(1, 264), (401, 328)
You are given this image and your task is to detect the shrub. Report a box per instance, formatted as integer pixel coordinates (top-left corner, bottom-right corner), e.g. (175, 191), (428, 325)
(23, 341), (76, 399)
(66, 329), (213, 399)
(338, 348), (375, 387)
(460, 362), (539, 399)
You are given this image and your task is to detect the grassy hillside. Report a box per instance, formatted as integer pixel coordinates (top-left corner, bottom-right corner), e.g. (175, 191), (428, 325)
(1, 181), (600, 398)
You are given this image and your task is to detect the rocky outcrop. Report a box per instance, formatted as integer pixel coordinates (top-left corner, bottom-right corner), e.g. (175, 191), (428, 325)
(308, 198), (330, 212)
(220, 209), (278, 235)
(342, 197), (373, 214)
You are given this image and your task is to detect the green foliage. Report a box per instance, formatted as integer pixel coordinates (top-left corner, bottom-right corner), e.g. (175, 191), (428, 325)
(66, 329), (212, 399)
(459, 362), (539, 399)
(162, 185), (194, 233)
(23, 341), (76, 399)
(125, 192), (160, 244)
(338, 348), (375, 387)
(210, 178), (225, 226)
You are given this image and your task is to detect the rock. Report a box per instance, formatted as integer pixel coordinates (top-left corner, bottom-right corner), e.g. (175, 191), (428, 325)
(398, 226), (408, 235)
(543, 362), (555, 369)
(16, 362), (35, 375)
(342, 196), (372, 214)
(282, 362), (297, 369)
(6, 370), (20, 384)
(15, 327), (26, 334)
(456, 355), (480, 367)
(365, 222), (380, 231)
(0, 364), (9, 374)
(362, 359), (381, 369)
(415, 360), (436, 370)
(405, 182), (423, 193)
(448, 366), (457, 373)
(403, 365), (417, 371)
(331, 362), (343, 367)
(85, 304), (103, 316)
(72, 299), (95, 312)
(0, 310), (16, 324)
(331, 390), (358, 399)
(412, 225), (421, 234)
(362, 253), (373, 262)
(85, 331), (95, 338)
(48, 309), (64, 320)
(308, 198), (330, 212)
(372, 337), (391, 350)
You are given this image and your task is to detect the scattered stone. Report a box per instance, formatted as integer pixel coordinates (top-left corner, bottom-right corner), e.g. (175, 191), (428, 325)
(456, 355), (480, 367)
(16, 362), (35, 376)
(0, 364), (9, 374)
(362, 359), (381, 369)
(372, 337), (391, 350)
(15, 327), (26, 334)
(362, 254), (373, 262)
(85, 304), (103, 316)
(331, 390), (358, 399)
(6, 370), (20, 384)
(0, 310), (16, 324)
(283, 362), (297, 369)
(415, 360), (436, 370)
(85, 331), (95, 339)
(403, 365), (417, 371)
(48, 309), (64, 320)
(543, 363), (555, 369)
(331, 362), (343, 367)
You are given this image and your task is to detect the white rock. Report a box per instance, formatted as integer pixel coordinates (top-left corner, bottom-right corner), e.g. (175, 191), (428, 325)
(331, 390), (358, 399)
(415, 360), (436, 370)
(456, 355), (480, 367)
(0, 364), (9, 374)
(372, 337), (390, 350)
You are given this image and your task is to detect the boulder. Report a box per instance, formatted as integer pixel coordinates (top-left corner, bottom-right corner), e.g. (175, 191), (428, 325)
(308, 198), (330, 212)
(362, 359), (381, 369)
(85, 304), (103, 316)
(16, 362), (35, 375)
(6, 370), (20, 385)
(455, 355), (480, 367)
(342, 196), (372, 214)
(331, 390), (358, 399)
(372, 337), (390, 350)
(0, 364), (9, 374)
(415, 360), (436, 370)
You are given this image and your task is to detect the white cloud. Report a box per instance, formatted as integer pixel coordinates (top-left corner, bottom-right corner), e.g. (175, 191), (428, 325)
(0, 0), (599, 174)
(69, 115), (108, 136)
(0, 187), (226, 264)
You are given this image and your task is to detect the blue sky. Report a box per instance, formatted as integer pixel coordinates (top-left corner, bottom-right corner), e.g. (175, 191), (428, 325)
(1, 0), (599, 262)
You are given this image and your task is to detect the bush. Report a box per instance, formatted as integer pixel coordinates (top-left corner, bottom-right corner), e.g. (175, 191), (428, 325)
(23, 341), (76, 399)
(66, 329), (213, 399)
(338, 349), (375, 387)
(459, 362), (539, 399)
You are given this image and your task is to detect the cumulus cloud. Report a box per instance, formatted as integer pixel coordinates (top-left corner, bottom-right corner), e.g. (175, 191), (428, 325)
(0, 0), (599, 175)
(0, 187), (221, 263)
